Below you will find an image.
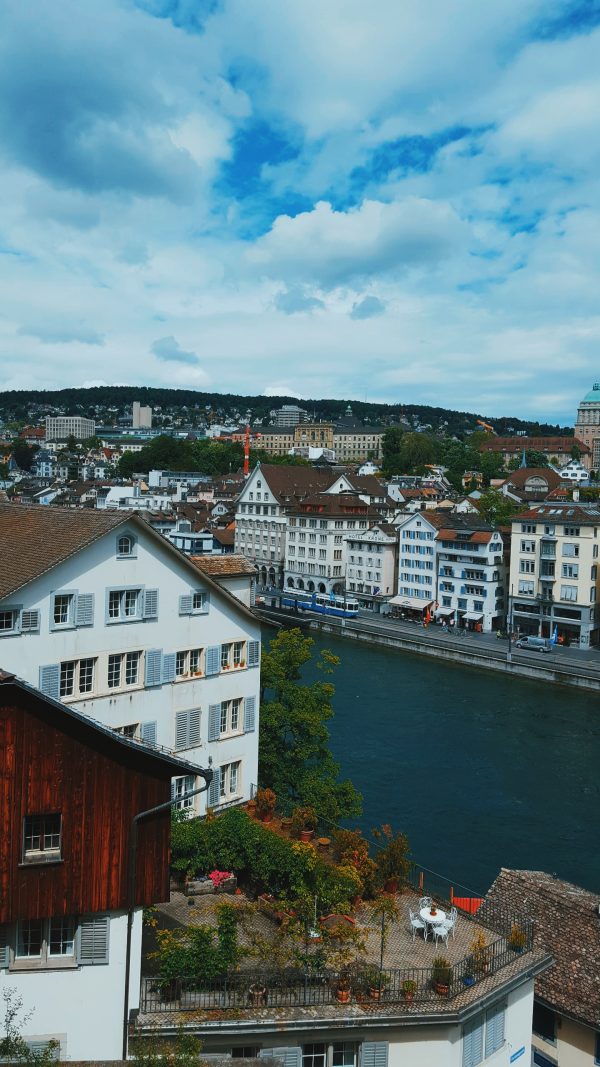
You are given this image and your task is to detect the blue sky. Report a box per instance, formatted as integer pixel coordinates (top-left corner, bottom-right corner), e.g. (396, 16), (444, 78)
(1, 0), (600, 421)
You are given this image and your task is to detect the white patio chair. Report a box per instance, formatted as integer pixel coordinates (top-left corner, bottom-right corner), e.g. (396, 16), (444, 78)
(432, 924), (449, 947)
(419, 896), (432, 909)
(409, 909), (428, 942)
(442, 907), (458, 939)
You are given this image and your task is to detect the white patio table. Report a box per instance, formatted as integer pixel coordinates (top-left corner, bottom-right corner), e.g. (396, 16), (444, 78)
(420, 905), (446, 931)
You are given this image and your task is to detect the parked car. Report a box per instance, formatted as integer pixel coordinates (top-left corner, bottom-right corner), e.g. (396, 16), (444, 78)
(515, 636), (553, 653)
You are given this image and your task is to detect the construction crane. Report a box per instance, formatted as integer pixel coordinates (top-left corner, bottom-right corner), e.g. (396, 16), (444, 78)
(243, 423), (251, 478)
(476, 419), (495, 435)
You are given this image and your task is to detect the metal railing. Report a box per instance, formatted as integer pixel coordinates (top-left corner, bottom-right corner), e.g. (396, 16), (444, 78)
(139, 916), (534, 1016)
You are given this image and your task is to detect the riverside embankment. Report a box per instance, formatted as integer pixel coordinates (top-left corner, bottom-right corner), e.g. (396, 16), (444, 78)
(257, 606), (600, 692)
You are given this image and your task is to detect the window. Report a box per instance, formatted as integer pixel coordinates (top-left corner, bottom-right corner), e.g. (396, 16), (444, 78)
(233, 641), (245, 667)
(13, 917), (76, 968)
(332, 1044), (356, 1067)
(0, 608), (19, 634)
(192, 590), (209, 614)
(564, 525), (580, 536)
(533, 1002), (556, 1044)
(560, 585), (577, 602)
(60, 658), (95, 698)
(462, 1004), (506, 1067)
(221, 644), (232, 670)
(117, 534), (135, 557)
(562, 563), (579, 578)
(518, 580), (534, 594)
(49, 916), (75, 957)
(108, 588), (140, 621)
(23, 814), (62, 863)
(303, 1044), (326, 1067)
(108, 651), (141, 690)
(220, 761), (241, 798)
(176, 648), (204, 678)
(533, 1052), (558, 1067)
(53, 593), (74, 627)
(218, 699), (243, 737)
(173, 774), (196, 810)
(16, 919), (44, 958)
(231, 1048), (260, 1059)
(520, 560), (535, 573)
(562, 543), (579, 558)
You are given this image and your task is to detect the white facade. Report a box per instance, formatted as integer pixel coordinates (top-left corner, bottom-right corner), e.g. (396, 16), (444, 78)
(45, 416), (96, 441)
(0, 909), (142, 1061)
(552, 458), (589, 483)
(132, 401), (153, 429)
(235, 466), (289, 586)
(436, 528), (506, 632)
(345, 525), (397, 605)
(0, 519), (261, 814)
(396, 512), (438, 611)
(284, 510), (357, 595)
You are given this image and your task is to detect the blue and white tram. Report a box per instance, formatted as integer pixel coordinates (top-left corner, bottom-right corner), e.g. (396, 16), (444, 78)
(281, 590), (359, 618)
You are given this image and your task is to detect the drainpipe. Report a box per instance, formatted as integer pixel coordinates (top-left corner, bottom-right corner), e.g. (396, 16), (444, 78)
(122, 771), (212, 1060)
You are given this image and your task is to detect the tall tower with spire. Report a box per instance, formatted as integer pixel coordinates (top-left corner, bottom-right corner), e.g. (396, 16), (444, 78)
(575, 384), (600, 470)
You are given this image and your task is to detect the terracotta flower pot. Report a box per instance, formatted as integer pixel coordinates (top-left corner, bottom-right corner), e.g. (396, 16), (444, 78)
(336, 986), (351, 1004)
(300, 828), (315, 842)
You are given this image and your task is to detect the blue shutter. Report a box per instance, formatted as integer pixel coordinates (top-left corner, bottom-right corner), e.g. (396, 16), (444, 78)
(208, 704), (221, 742)
(187, 708), (201, 747)
(247, 640), (260, 667)
(462, 1016), (484, 1067)
(205, 646), (221, 676)
(145, 649), (163, 687)
(140, 721), (157, 746)
(0, 925), (9, 968)
(179, 594), (193, 615)
(39, 664), (60, 701)
(361, 1045), (388, 1067)
(161, 652), (176, 684)
(207, 768), (220, 808)
(20, 610), (40, 633)
(485, 1003), (505, 1057)
(75, 593), (94, 627)
(244, 696), (256, 733)
(175, 711), (189, 750)
(142, 589), (159, 620)
(77, 916), (110, 965)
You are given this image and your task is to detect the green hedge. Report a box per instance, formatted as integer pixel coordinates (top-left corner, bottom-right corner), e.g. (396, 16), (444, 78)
(171, 808), (360, 914)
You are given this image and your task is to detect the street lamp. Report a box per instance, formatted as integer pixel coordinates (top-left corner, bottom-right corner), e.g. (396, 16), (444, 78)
(122, 770), (213, 1059)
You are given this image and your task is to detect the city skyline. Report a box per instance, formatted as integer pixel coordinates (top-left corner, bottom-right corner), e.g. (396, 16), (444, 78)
(1, 1), (599, 421)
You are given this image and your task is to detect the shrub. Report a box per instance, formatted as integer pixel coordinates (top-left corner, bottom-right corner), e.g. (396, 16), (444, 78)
(372, 824), (411, 887)
(291, 805), (318, 835)
(254, 788), (276, 820)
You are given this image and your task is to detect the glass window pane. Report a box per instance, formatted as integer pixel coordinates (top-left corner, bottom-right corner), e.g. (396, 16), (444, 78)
(17, 919), (43, 957)
(49, 917), (75, 956)
(108, 654), (121, 689)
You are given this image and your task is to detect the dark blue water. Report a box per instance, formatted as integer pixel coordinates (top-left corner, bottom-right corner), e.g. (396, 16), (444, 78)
(305, 632), (600, 895)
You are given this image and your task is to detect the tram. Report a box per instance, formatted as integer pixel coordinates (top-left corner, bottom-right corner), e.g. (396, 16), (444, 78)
(280, 590), (359, 618)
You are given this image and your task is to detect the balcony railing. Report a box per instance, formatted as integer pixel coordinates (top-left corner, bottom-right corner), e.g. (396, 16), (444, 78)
(139, 913), (534, 1017)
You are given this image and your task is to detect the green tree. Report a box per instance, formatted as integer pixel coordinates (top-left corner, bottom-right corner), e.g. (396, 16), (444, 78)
(12, 440), (37, 471)
(381, 427), (405, 475)
(66, 433), (80, 452)
(525, 449), (549, 468)
(259, 629), (362, 825)
(475, 489), (519, 527)
(398, 432), (436, 473)
(570, 442), (581, 460)
(0, 988), (59, 1064)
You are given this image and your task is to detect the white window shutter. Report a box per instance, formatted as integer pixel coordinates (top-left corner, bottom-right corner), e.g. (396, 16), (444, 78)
(247, 640), (260, 667)
(462, 1016), (484, 1067)
(75, 593), (94, 627)
(142, 589), (159, 619)
(208, 704), (220, 742)
(244, 696), (256, 733)
(140, 721), (157, 746)
(77, 916), (110, 965)
(179, 594), (193, 615)
(144, 650), (163, 687)
(175, 711), (189, 750)
(39, 664), (60, 701)
(0, 924), (9, 967)
(259, 1050), (301, 1067)
(361, 1044), (389, 1067)
(205, 646), (221, 676)
(187, 708), (201, 747)
(207, 767), (220, 807)
(485, 1003), (505, 1057)
(21, 610), (40, 633)
(161, 652), (176, 685)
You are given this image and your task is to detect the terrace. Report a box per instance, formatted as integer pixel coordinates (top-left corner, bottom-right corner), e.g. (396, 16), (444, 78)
(136, 883), (544, 1030)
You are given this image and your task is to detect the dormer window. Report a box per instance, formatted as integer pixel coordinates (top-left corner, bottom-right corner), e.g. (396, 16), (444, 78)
(117, 534), (136, 558)
(22, 814), (62, 864)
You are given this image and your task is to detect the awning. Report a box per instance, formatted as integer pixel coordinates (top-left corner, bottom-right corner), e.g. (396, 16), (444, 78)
(463, 611), (484, 621)
(389, 595), (433, 611)
(435, 606), (455, 617)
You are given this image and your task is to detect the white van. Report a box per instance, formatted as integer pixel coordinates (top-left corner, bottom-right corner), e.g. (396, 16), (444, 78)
(515, 636), (553, 653)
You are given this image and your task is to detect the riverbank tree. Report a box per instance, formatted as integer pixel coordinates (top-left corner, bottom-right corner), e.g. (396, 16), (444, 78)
(258, 629), (362, 825)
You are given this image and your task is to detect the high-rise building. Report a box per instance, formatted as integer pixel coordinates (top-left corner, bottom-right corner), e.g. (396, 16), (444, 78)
(269, 404), (309, 427)
(132, 401), (152, 428)
(575, 383), (600, 469)
(45, 416), (95, 441)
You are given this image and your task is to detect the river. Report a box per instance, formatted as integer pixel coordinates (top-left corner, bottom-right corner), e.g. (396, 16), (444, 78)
(303, 630), (600, 895)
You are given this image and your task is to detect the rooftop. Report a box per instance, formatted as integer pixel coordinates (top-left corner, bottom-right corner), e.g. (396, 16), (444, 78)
(484, 868), (600, 1028)
(190, 554), (256, 578)
(479, 436), (589, 455)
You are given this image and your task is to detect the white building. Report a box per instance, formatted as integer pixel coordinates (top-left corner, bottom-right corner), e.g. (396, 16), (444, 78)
(132, 401), (153, 429)
(45, 416), (96, 441)
(284, 494), (383, 596)
(0, 504), (262, 814)
(345, 523), (398, 610)
(551, 458), (590, 484)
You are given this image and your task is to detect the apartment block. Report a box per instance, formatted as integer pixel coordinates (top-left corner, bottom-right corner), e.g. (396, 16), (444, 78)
(45, 416), (96, 441)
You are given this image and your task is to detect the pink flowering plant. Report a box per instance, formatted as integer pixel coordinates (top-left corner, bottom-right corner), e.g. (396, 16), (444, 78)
(209, 869), (233, 888)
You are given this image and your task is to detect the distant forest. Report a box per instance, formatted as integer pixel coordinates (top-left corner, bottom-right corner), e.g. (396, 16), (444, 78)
(0, 384), (571, 438)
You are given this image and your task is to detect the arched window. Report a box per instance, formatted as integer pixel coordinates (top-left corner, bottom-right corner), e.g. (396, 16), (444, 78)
(117, 534), (135, 557)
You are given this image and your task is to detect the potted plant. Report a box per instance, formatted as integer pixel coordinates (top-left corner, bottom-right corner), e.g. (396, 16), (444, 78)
(470, 932), (490, 975)
(508, 923), (527, 953)
(402, 978), (417, 1003)
(279, 815), (293, 834)
(462, 956), (476, 986)
(335, 970), (352, 1004)
(432, 956), (452, 995)
(291, 804), (318, 842)
(247, 980), (267, 1006)
(363, 965), (390, 1000)
(372, 824), (410, 893)
(255, 787), (276, 823)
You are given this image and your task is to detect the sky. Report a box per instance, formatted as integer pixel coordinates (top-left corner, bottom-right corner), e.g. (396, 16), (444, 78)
(1, 0), (600, 422)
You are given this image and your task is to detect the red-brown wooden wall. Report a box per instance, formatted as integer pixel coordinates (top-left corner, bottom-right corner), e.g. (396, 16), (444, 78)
(0, 684), (175, 923)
